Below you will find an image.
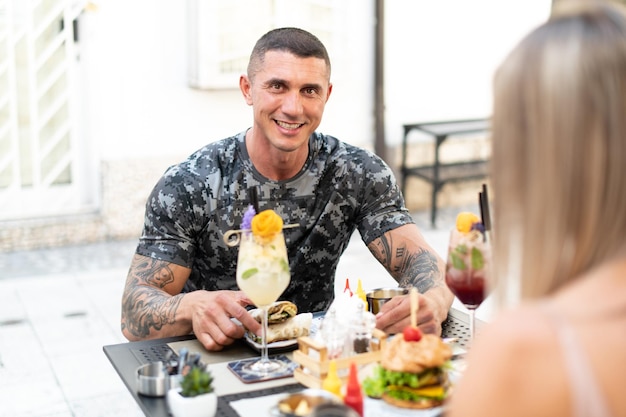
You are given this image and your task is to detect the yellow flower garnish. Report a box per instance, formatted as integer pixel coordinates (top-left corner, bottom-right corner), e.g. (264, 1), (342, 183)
(251, 209), (283, 238)
(456, 212), (480, 233)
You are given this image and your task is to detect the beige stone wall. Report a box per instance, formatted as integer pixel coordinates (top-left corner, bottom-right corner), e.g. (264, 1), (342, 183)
(0, 156), (183, 252)
(99, 157), (184, 240)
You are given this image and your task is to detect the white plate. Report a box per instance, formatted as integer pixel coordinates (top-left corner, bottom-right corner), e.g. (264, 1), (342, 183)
(244, 316), (322, 352)
(244, 335), (299, 350)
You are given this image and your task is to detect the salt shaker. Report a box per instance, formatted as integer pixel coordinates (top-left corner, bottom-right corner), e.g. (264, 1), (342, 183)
(318, 309), (347, 359)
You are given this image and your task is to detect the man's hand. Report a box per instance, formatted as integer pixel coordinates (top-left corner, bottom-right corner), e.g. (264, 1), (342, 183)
(374, 292), (442, 335)
(367, 224), (454, 335)
(188, 290), (261, 351)
(121, 254), (262, 351)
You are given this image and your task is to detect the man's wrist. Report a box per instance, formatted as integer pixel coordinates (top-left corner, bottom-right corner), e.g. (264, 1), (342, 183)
(423, 286), (454, 324)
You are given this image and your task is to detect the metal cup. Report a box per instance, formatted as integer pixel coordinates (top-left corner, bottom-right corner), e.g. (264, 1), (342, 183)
(136, 361), (170, 397)
(366, 287), (409, 314)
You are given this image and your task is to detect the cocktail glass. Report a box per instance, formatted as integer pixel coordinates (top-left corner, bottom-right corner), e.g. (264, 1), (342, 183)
(445, 229), (490, 341)
(236, 230), (291, 374)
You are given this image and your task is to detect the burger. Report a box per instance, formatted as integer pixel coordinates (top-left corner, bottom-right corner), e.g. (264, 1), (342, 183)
(363, 326), (452, 409)
(247, 301), (312, 344)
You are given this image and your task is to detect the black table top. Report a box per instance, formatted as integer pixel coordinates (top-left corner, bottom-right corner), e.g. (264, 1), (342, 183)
(104, 313), (471, 417)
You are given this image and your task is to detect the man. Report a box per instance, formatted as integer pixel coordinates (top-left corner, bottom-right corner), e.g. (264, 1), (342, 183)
(121, 27), (453, 351)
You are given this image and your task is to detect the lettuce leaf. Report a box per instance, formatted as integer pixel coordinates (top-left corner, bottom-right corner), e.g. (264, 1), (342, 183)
(362, 365), (446, 398)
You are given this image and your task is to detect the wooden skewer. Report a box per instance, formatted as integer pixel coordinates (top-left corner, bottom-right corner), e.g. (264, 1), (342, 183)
(410, 287), (419, 328)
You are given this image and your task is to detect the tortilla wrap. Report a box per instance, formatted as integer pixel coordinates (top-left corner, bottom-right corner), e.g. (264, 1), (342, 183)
(250, 301), (298, 325)
(247, 312), (313, 344)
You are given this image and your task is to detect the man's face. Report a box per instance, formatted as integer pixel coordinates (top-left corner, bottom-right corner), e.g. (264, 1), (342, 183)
(241, 50), (332, 153)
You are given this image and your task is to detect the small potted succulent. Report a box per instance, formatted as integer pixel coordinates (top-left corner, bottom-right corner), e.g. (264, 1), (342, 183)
(167, 365), (217, 417)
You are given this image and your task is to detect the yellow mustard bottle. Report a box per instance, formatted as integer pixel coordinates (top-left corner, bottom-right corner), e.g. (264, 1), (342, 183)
(355, 279), (367, 310)
(322, 359), (342, 398)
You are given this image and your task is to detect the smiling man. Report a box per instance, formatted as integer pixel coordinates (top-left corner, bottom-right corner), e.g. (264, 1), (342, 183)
(121, 28), (453, 351)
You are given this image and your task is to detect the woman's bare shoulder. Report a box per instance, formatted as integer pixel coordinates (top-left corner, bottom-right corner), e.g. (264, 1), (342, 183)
(447, 304), (569, 417)
(473, 304), (558, 376)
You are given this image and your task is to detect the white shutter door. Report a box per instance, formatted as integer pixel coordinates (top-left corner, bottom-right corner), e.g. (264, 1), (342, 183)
(0, 0), (94, 220)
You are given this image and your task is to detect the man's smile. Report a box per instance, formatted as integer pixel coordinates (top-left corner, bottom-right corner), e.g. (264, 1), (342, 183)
(275, 120), (304, 130)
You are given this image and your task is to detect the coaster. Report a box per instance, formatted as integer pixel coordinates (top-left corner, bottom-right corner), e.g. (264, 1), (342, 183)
(227, 354), (298, 384)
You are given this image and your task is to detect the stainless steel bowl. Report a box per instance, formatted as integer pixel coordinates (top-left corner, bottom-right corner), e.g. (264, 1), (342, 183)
(366, 287), (409, 314)
(308, 403), (362, 417)
(136, 362), (170, 397)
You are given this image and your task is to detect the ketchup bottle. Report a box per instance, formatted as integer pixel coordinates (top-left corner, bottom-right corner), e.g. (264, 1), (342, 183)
(343, 362), (363, 416)
(344, 278), (353, 296)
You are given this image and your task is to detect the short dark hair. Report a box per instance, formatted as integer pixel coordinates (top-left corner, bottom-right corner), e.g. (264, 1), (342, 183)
(247, 27), (331, 79)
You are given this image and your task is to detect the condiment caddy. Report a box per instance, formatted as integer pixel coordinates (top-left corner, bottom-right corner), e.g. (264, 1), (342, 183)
(292, 328), (387, 388)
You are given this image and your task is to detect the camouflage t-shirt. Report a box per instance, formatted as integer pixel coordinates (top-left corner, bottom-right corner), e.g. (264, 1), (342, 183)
(136, 131), (413, 312)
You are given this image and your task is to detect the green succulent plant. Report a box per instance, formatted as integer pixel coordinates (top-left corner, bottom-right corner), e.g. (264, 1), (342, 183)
(179, 365), (214, 398)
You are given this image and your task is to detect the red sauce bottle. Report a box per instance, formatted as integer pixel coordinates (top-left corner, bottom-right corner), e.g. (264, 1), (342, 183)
(343, 362), (363, 416)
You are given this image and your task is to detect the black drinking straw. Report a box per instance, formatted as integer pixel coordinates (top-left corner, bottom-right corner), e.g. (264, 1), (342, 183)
(479, 183), (492, 242)
(248, 186), (260, 213)
(479, 192), (485, 240)
(481, 183), (492, 232)
(479, 193), (485, 226)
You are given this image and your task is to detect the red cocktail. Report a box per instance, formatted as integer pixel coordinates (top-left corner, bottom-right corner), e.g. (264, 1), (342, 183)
(445, 213), (490, 340)
(445, 276), (485, 308)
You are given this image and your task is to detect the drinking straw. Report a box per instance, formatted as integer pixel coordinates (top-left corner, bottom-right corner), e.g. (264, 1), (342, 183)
(479, 183), (493, 243)
(479, 191), (486, 230)
(248, 186), (260, 213)
(410, 287), (418, 328)
(481, 183), (492, 232)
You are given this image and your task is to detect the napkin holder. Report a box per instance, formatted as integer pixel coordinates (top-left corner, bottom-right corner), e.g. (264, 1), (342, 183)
(292, 328), (387, 388)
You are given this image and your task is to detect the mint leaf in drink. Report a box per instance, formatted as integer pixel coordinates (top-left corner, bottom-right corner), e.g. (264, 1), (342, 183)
(241, 268), (258, 279)
(455, 244), (468, 255)
(450, 252), (466, 270)
(471, 247), (484, 270)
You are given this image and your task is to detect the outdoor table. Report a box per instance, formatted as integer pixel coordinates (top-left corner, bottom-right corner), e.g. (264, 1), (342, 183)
(103, 308), (473, 417)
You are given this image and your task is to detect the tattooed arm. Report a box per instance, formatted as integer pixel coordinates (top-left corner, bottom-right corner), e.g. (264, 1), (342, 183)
(367, 223), (454, 335)
(121, 253), (261, 351)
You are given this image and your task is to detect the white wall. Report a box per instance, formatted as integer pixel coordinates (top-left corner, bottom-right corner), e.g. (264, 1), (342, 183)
(80, 0), (550, 160)
(81, 0), (240, 161)
(385, 0), (551, 145)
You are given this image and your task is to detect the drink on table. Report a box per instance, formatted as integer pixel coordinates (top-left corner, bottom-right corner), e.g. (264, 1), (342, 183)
(236, 230), (290, 308)
(234, 208), (291, 375)
(445, 212), (490, 340)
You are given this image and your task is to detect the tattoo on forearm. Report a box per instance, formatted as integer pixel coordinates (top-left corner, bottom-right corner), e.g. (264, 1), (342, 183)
(371, 234), (392, 265)
(397, 248), (439, 293)
(121, 256), (182, 338)
(370, 235), (441, 293)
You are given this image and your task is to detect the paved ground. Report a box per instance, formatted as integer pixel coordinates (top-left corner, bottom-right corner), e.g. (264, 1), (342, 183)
(0, 206), (468, 417)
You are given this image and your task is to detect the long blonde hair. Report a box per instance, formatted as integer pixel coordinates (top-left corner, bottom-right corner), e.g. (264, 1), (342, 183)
(491, 0), (626, 305)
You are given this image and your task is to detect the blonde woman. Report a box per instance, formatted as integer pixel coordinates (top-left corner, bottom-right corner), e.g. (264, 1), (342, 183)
(447, 1), (626, 417)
